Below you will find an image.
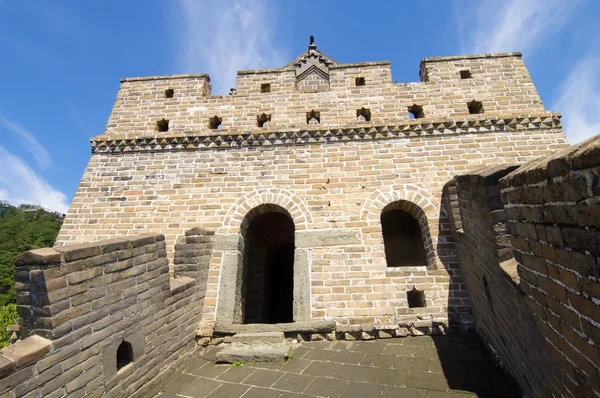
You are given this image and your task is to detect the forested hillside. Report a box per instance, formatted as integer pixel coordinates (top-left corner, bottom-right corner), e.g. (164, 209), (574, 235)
(0, 202), (63, 305)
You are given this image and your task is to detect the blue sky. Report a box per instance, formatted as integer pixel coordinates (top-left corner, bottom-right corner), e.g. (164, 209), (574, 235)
(0, 0), (599, 213)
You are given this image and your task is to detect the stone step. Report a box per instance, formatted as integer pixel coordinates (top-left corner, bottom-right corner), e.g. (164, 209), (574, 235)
(216, 343), (291, 364)
(232, 332), (284, 344)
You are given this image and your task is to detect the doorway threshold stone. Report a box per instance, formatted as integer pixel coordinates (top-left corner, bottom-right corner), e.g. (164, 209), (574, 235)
(213, 320), (336, 335)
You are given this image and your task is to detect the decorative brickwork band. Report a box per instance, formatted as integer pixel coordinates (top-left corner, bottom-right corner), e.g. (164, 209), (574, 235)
(91, 113), (561, 154)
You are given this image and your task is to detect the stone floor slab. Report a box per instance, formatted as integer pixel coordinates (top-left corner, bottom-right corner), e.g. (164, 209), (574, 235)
(334, 364), (372, 381)
(406, 371), (450, 391)
(304, 377), (348, 397)
(162, 373), (197, 394)
(340, 381), (384, 398)
(359, 352), (396, 368)
(280, 358), (311, 373)
(367, 367), (408, 386)
(302, 360), (341, 377)
(215, 366), (256, 383)
(179, 378), (223, 398)
(302, 349), (334, 361)
(331, 350), (365, 364)
(272, 372), (315, 393)
(153, 336), (520, 398)
(206, 382), (250, 398)
(243, 368), (284, 387)
(241, 386), (283, 398)
(381, 385), (425, 398)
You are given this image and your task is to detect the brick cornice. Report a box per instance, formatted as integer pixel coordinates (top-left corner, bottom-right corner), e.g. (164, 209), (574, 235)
(91, 113), (562, 154)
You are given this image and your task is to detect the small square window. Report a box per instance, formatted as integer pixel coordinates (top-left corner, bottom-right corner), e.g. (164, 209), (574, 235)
(261, 83), (271, 93)
(460, 70), (472, 79)
(355, 77), (366, 86)
(467, 100), (484, 114)
(157, 119), (169, 132)
(164, 89), (174, 98)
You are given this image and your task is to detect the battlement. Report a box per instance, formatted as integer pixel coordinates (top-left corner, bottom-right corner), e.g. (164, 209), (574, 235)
(100, 45), (544, 140)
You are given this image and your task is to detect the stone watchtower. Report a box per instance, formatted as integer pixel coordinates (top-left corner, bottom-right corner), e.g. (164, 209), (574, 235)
(57, 39), (567, 336)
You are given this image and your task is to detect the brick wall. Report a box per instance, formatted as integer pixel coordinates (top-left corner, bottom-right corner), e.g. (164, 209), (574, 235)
(58, 127), (567, 327)
(0, 232), (213, 397)
(101, 53), (544, 138)
(452, 165), (567, 397)
(500, 136), (600, 397)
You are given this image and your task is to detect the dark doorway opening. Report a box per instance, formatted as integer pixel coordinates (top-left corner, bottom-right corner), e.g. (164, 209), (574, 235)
(381, 208), (427, 267)
(242, 211), (295, 324)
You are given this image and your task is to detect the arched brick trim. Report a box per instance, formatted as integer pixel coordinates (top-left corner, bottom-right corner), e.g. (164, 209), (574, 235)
(361, 185), (439, 268)
(360, 184), (438, 222)
(222, 189), (312, 233)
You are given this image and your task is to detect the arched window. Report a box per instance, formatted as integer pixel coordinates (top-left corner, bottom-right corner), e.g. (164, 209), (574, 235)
(116, 341), (133, 371)
(381, 204), (427, 267)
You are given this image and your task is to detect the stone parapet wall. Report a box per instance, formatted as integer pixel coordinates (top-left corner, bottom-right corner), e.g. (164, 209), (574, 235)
(452, 165), (567, 397)
(101, 53), (545, 138)
(500, 135), (600, 397)
(1, 233), (211, 398)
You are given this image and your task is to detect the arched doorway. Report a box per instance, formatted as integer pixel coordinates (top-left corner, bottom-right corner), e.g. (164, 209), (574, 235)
(241, 206), (295, 324)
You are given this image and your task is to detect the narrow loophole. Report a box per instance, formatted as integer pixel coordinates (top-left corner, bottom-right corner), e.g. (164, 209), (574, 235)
(307, 110), (320, 124)
(408, 104), (424, 119)
(157, 119), (169, 132)
(116, 341), (133, 371)
(356, 107), (371, 122)
(460, 70), (472, 79)
(209, 115), (222, 129)
(257, 113), (271, 127)
(468, 100), (484, 114)
(407, 287), (426, 308)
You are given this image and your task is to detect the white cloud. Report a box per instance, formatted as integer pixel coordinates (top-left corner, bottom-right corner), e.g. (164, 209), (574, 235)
(0, 146), (69, 214)
(177, 0), (287, 94)
(0, 113), (52, 169)
(552, 56), (600, 143)
(457, 0), (584, 54)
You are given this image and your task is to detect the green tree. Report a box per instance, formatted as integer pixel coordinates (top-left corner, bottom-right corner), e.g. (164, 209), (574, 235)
(0, 304), (18, 348)
(0, 204), (63, 305)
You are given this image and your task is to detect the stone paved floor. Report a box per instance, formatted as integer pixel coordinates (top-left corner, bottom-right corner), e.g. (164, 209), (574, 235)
(154, 335), (520, 398)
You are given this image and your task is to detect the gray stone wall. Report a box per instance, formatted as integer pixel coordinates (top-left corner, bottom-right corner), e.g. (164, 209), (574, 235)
(451, 166), (567, 397)
(0, 233), (211, 397)
(500, 136), (600, 397)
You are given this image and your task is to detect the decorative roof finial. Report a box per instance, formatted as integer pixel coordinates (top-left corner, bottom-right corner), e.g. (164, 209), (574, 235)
(309, 35), (317, 50)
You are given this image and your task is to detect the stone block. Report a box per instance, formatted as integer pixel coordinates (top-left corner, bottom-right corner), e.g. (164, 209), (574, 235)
(0, 335), (51, 368)
(232, 332), (284, 344)
(14, 248), (62, 267)
(0, 355), (15, 378)
(169, 277), (196, 294)
(99, 238), (131, 253)
(295, 229), (362, 248)
(216, 343), (290, 363)
(55, 243), (102, 262)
